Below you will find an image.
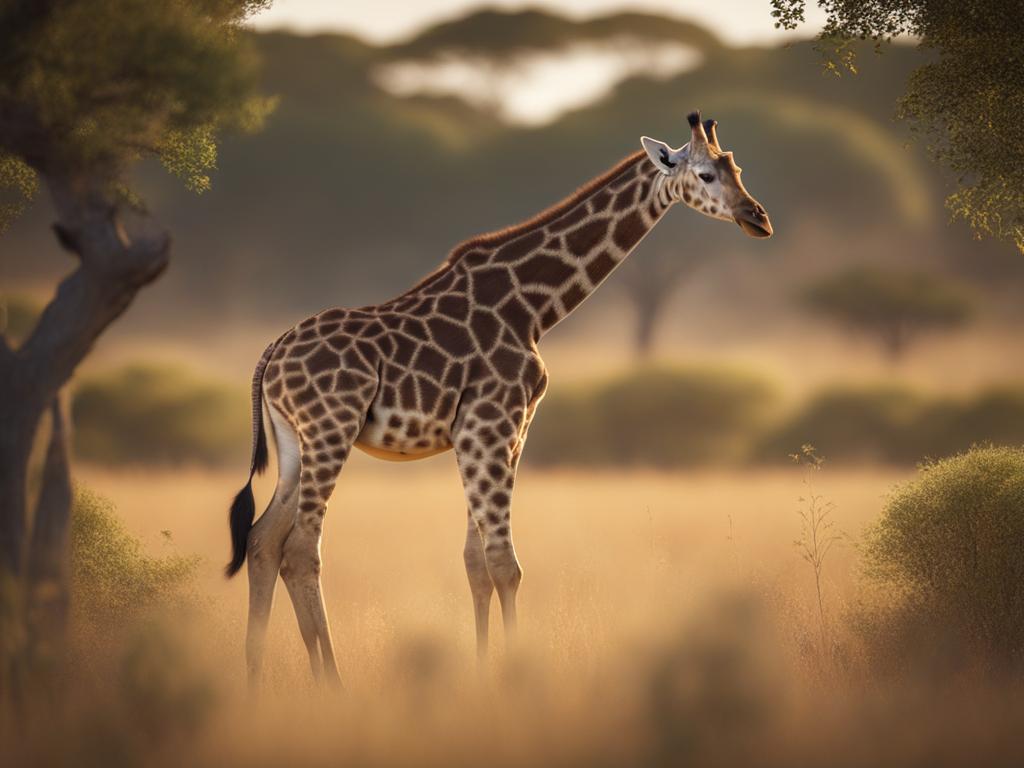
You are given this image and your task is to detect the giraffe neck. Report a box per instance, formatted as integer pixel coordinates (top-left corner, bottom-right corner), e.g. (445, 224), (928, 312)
(436, 151), (671, 345)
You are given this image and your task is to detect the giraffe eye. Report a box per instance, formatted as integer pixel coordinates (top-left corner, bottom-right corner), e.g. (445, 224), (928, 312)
(698, 172), (715, 184)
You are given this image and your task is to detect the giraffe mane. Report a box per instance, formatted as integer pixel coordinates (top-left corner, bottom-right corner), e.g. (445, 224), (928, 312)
(392, 150), (647, 301)
(445, 150), (646, 264)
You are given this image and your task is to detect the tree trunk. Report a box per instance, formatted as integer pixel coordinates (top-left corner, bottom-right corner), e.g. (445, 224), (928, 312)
(0, 170), (169, 702)
(633, 292), (666, 358)
(27, 398), (72, 659)
(882, 321), (910, 363)
(0, 368), (36, 578)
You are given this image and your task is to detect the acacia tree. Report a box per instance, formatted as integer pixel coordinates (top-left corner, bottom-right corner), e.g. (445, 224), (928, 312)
(799, 266), (973, 361)
(0, 0), (271, 658)
(770, 0), (1024, 254)
(618, 248), (709, 357)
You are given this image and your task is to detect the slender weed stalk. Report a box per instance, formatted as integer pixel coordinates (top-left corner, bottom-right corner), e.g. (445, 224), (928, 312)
(790, 444), (843, 665)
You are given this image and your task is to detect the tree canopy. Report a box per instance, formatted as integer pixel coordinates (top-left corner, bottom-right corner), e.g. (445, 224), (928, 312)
(0, 0), (272, 230)
(770, 0), (1024, 255)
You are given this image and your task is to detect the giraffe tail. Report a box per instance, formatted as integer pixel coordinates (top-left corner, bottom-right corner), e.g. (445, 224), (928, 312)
(226, 341), (276, 578)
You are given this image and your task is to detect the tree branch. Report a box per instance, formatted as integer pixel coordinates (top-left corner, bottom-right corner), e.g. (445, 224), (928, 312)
(17, 171), (170, 401)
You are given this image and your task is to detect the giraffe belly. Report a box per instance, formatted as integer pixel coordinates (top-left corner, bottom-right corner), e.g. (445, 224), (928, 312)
(355, 407), (453, 462)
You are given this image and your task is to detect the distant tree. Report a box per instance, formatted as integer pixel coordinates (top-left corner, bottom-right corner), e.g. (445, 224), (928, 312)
(770, 0), (1024, 255)
(618, 248), (708, 357)
(0, 0), (271, 675)
(799, 266), (973, 361)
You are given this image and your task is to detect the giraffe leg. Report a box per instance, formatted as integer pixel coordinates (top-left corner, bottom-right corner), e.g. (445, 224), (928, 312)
(454, 399), (528, 650)
(279, 435), (353, 686)
(463, 510), (494, 659)
(245, 406), (301, 690)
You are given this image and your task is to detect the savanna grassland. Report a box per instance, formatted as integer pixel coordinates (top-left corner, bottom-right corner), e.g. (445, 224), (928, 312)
(14, 456), (1023, 768)
(5, 7), (1024, 767)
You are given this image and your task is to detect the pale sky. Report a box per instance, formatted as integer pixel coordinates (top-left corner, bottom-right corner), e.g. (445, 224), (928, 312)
(248, 0), (826, 47)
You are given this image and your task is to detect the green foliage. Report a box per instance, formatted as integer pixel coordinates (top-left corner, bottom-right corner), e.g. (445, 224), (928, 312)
(526, 366), (779, 467)
(62, 487), (214, 762)
(800, 266), (974, 359)
(0, 152), (37, 231)
(71, 364), (248, 466)
(71, 486), (199, 626)
(860, 446), (1024, 670)
(770, 0), (1024, 254)
(0, 0), (273, 221)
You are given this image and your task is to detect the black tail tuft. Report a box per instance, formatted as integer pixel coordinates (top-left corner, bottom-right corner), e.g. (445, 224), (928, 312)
(226, 481), (255, 577)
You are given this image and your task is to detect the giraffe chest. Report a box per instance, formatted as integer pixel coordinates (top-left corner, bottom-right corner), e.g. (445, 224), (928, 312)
(355, 404), (453, 461)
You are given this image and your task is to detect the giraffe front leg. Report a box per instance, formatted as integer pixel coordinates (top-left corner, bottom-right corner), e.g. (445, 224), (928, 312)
(463, 510), (494, 659)
(454, 402), (525, 651)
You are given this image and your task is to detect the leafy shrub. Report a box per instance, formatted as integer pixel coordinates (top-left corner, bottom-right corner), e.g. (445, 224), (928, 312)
(71, 486), (199, 628)
(61, 487), (214, 762)
(72, 364), (249, 466)
(858, 446), (1024, 672)
(526, 366), (779, 467)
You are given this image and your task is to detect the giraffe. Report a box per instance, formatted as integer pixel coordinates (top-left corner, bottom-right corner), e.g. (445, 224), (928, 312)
(226, 111), (773, 687)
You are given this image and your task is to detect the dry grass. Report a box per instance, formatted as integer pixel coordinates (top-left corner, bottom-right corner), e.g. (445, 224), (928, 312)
(10, 459), (1024, 767)
(77, 458), (902, 669)
(24, 459), (944, 768)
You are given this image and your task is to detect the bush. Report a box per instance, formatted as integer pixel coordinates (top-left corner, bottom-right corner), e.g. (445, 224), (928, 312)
(71, 486), (200, 628)
(54, 488), (214, 763)
(72, 364), (249, 466)
(858, 446), (1024, 672)
(759, 384), (1024, 465)
(526, 366), (779, 467)
(757, 384), (931, 464)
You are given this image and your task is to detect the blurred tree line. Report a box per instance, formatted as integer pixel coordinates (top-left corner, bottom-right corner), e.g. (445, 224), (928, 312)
(64, 360), (1024, 471)
(2, 0), (1023, 713)
(5, 8), (1022, 345)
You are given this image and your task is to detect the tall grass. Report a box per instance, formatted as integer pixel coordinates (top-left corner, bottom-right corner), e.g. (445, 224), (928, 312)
(9, 461), (1024, 767)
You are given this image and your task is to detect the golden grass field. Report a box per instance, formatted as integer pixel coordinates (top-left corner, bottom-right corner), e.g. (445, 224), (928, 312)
(81, 458), (905, 661)
(60, 459), (963, 768)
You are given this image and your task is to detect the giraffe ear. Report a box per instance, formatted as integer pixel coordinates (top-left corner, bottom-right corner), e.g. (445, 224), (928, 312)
(641, 136), (685, 175)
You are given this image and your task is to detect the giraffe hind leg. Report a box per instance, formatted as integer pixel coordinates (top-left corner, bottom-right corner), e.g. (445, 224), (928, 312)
(279, 412), (361, 685)
(463, 511), (494, 659)
(245, 404), (301, 690)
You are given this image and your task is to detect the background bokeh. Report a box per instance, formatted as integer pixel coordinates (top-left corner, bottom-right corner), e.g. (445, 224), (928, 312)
(4, 4), (1024, 766)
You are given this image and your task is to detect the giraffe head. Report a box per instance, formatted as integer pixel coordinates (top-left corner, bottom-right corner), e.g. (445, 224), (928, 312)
(641, 110), (773, 239)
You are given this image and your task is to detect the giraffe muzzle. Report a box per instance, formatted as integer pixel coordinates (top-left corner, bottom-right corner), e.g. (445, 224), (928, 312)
(734, 202), (773, 239)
